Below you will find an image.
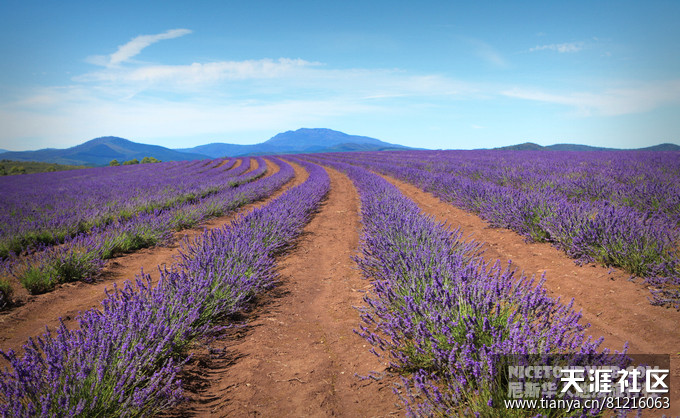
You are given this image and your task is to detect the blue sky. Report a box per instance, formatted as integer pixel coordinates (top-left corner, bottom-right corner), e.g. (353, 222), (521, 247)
(1, 0), (678, 151)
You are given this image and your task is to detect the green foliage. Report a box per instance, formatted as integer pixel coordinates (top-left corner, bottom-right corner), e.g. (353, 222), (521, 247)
(17, 248), (102, 295)
(0, 278), (12, 309)
(97, 230), (162, 260)
(9, 165), (26, 175)
(122, 159), (139, 165)
(0, 160), (88, 176)
(141, 156), (161, 163)
(109, 159), (120, 166)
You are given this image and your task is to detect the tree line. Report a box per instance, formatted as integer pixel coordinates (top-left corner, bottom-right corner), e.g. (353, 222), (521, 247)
(109, 157), (162, 166)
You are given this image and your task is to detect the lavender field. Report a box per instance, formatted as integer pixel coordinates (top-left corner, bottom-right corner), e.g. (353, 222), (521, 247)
(318, 150), (680, 309)
(1, 152), (678, 416)
(0, 157), (292, 297)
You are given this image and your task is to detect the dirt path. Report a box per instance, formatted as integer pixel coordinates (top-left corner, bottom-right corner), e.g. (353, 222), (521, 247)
(0, 159), (300, 357)
(171, 165), (402, 417)
(214, 158), (235, 169)
(243, 157), (257, 174)
(229, 158), (242, 170)
(381, 174), (680, 414)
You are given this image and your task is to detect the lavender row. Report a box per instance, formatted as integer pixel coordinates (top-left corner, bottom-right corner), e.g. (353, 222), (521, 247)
(329, 150), (680, 225)
(0, 159), (329, 417)
(2, 157), (284, 296)
(307, 156), (628, 416)
(0, 157), (248, 258)
(321, 151), (680, 308)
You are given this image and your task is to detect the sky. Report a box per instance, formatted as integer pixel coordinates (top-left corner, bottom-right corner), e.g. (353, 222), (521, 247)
(0, 0), (679, 151)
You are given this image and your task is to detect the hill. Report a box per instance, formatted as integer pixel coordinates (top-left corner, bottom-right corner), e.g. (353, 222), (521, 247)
(495, 142), (680, 151)
(0, 137), (210, 166)
(495, 142), (545, 151)
(176, 128), (412, 157)
(638, 143), (680, 151)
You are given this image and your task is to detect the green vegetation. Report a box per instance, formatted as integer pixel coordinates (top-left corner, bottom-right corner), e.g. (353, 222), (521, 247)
(0, 157), (163, 174)
(0, 160), (88, 176)
(0, 278), (12, 309)
(121, 157), (162, 165)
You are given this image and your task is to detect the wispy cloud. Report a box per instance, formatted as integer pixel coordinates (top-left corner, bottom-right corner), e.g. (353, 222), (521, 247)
(468, 39), (508, 68)
(78, 58), (321, 86)
(87, 29), (192, 67)
(529, 42), (583, 53)
(74, 54), (474, 102)
(502, 80), (680, 116)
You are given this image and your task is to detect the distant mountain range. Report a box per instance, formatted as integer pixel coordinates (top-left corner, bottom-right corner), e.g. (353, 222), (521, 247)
(0, 131), (677, 166)
(0, 137), (208, 166)
(0, 128), (412, 166)
(175, 128), (411, 157)
(494, 142), (680, 151)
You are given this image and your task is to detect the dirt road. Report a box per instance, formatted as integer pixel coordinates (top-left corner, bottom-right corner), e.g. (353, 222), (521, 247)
(171, 164), (402, 417)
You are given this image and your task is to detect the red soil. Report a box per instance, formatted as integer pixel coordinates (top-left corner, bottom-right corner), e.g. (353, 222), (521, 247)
(213, 158), (234, 169)
(242, 157), (258, 174)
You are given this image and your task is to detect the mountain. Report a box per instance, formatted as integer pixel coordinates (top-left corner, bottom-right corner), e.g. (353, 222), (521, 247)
(545, 143), (610, 151)
(264, 128), (386, 149)
(638, 143), (680, 151)
(0, 137), (210, 166)
(494, 142), (680, 151)
(176, 128), (413, 157)
(320, 142), (412, 153)
(495, 142), (546, 151)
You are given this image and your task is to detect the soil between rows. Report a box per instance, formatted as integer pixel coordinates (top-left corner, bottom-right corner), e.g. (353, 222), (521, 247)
(0, 158), (297, 358)
(380, 173), (680, 415)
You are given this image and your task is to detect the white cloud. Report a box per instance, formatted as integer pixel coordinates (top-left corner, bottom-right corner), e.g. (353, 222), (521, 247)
(502, 80), (680, 116)
(78, 58), (321, 86)
(72, 55), (474, 102)
(529, 42), (583, 53)
(87, 29), (192, 68)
